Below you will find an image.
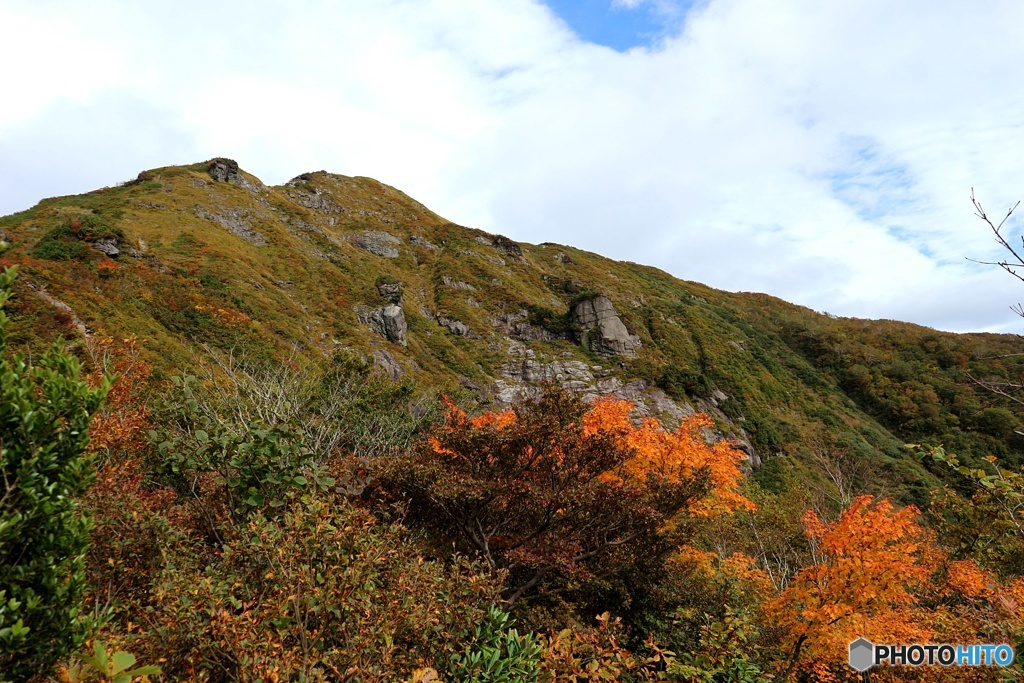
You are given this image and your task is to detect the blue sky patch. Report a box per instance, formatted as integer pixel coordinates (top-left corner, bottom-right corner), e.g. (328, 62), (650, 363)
(827, 137), (918, 224)
(544, 1), (693, 51)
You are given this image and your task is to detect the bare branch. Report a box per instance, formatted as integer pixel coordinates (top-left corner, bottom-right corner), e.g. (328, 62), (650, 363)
(965, 372), (1024, 408)
(970, 189), (1024, 293)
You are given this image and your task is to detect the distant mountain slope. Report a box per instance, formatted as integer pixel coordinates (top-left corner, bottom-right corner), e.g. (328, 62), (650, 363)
(2, 158), (1022, 503)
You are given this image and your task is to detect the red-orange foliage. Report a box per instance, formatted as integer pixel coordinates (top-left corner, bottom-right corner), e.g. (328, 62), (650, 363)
(84, 455), (181, 628)
(771, 496), (934, 679)
(373, 387), (753, 605)
(86, 336), (152, 458)
(95, 259), (119, 278)
(625, 414), (754, 517)
(927, 556), (1024, 676)
(767, 494), (1024, 681)
(581, 397), (753, 516)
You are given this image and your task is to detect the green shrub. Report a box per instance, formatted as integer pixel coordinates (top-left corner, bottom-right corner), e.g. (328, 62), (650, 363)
(525, 304), (569, 336)
(657, 366), (712, 400)
(447, 606), (542, 683)
(62, 641), (161, 682)
(148, 497), (499, 681)
(150, 375), (334, 532)
(149, 353), (439, 508)
(0, 266), (111, 680)
(30, 214), (124, 262)
(667, 607), (770, 683)
(30, 225), (88, 261)
(197, 272), (226, 291)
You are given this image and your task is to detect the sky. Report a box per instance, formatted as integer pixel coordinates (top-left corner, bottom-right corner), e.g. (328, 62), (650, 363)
(2, 0), (1024, 333)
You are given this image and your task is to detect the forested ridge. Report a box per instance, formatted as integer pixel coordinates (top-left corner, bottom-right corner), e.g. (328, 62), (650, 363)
(1, 160), (1022, 681)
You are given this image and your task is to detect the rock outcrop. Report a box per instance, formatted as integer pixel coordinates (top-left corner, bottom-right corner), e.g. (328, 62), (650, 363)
(283, 175), (345, 213)
(376, 281), (403, 303)
(488, 308), (565, 342)
(409, 235), (439, 251)
(350, 230), (400, 258)
(441, 276), (475, 291)
(208, 158), (264, 194)
(493, 340), (693, 423)
(570, 295), (640, 356)
(355, 303), (408, 346)
(437, 316), (472, 337)
(373, 349), (403, 379)
(491, 235), (525, 262)
(472, 233), (526, 263)
(92, 237), (120, 258)
(194, 206), (267, 246)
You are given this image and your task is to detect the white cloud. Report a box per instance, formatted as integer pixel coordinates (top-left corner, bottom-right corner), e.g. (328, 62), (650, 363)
(611, 0), (692, 21)
(2, 0), (1023, 332)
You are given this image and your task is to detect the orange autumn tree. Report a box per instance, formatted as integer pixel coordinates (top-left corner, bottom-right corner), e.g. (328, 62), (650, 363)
(937, 558), (1024, 644)
(373, 385), (752, 607)
(771, 496), (936, 681)
(764, 492), (1024, 682)
(606, 404), (756, 518)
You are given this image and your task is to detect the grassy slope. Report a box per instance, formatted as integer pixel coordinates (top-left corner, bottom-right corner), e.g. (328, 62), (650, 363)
(2, 159), (1023, 504)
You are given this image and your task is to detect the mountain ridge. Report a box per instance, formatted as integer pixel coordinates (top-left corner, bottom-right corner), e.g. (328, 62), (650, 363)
(2, 157), (1024, 502)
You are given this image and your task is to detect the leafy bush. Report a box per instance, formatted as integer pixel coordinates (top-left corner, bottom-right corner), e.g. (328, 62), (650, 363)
(447, 606), (542, 683)
(0, 266), (110, 680)
(147, 497), (500, 681)
(30, 228), (88, 261)
(657, 366), (712, 400)
(922, 445), (1024, 577)
(150, 375), (333, 537)
(667, 608), (769, 683)
(61, 641), (161, 682)
(525, 303), (569, 336)
(538, 612), (667, 682)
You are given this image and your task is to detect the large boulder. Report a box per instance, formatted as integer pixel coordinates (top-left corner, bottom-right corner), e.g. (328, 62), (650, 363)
(355, 303), (408, 346)
(380, 304), (407, 346)
(207, 158), (264, 193)
(208, 158), (240, 183)
(570, 295), (641, 356)
(92, 237), (120, 258)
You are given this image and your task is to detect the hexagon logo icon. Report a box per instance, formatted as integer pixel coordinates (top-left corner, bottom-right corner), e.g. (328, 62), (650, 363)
(849, 638), (874, 672)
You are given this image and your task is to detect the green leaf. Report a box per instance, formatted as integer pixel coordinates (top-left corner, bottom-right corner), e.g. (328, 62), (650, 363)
(111, 650), (136, 675)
